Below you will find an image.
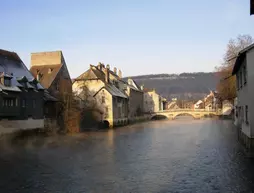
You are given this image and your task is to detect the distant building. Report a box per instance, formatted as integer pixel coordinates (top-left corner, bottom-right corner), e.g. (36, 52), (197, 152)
(30, 51), (72, 99)
(232, 43), (254, 150)
(167, 101), (179, 109)
(0, 49), (45, 134)
(100, 65), (144, 119)
(126, 78), (144, 118)
(143, 89), (165, 113)
(73, 64), (128, 128)
(194, 100), (203, 109)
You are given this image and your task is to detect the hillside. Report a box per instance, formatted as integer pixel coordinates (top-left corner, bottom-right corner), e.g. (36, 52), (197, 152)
(124, 72), (218, 100)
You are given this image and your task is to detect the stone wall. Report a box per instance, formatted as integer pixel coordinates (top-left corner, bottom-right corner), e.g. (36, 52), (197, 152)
(0, 119), (44, 135)
(128, 89), (144, 118)
(31, 51), (62, 66)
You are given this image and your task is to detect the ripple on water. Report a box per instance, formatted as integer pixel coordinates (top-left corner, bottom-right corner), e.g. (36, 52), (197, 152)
(1, 119), (254, 192)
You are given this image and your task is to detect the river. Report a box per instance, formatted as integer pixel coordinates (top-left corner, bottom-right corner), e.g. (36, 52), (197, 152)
(1, 118), (254, 193)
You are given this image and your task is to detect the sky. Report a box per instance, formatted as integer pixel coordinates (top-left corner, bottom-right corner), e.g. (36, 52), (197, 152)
(1, 0), (254, 78)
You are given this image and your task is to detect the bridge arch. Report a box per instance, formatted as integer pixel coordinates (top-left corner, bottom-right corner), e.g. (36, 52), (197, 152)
(172, 112), (197, 119)
(150, 114), (168, 120)
(150, 109), (219, 120)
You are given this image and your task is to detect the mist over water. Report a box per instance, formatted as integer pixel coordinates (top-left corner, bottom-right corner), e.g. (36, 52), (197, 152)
(1, 119), (254, 193)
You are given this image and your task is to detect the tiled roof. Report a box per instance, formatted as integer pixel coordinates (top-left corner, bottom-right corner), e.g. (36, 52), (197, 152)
(232, 43), (254, 75)
(0, 49), (22, 62)
(0, 83), (21, 92)
(0, 49), (44, 91)
(76, 65), (128, 99)
(44, 90), (58, 101)
(132, 79), (141, 90)
(75, 66), (105, 81)
(30, 64), (62, 89)
(93, 84), (128, 98)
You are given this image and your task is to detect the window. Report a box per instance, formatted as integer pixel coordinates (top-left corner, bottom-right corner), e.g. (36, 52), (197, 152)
(243, 64), (247, 85)
(2, 98), (17, 107)
(245, 105), (249, 125)
(22, 99), (26, 108)
(102, 96), (105, 103)
(4, 78), (11, 87)
(105, 107), (109, 118)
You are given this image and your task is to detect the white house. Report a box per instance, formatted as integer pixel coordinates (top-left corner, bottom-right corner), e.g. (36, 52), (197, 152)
(194, 100), (203, 109)
(232, 43), (254, 150)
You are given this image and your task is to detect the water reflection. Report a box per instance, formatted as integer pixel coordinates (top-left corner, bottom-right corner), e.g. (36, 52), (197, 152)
(1, 119), (254, 192)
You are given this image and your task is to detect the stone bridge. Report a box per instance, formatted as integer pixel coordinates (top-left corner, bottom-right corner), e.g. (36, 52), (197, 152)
(150, 109), (222, 120)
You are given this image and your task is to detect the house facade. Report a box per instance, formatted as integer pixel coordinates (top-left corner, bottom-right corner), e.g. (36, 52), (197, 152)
(30, 51), (72, 130)
(126, 78), (144, 119)
(232, 44), (254, 150)
(0, 49), (45, 134)
(73, 64), (128, 128)
(143, 89), (164, 113)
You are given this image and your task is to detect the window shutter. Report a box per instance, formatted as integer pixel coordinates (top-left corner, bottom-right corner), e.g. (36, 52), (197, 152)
(251, 0), (254, 15)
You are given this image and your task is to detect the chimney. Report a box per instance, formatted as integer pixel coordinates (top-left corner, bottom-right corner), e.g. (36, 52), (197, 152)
(113, 67), (117, 74)
(106, 64), (110, 70)
(140, 84), (144, 90)
(105, 68), (109, 83)
(97, 62), (103, 70)
(118, 69), (122, 78)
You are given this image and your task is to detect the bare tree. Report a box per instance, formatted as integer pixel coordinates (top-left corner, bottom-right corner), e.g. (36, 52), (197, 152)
(216, 34), (254, 101)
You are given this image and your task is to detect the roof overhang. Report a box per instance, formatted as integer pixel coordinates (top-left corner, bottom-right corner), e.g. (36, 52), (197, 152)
(251, 0), (254, 15)
(232, 53), (246, 75)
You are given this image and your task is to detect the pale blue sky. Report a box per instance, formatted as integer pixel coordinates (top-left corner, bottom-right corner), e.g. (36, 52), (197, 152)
(1, 0), (254, 77)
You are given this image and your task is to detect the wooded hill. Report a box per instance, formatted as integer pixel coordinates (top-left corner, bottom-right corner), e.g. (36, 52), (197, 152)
(123, 72), (218, 100)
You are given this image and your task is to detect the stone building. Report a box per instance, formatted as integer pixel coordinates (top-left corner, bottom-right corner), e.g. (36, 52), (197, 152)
(232, 43), (254, 150)
(143, 89), (165, 113)
(0, 49), (46, 134)
(126, 78), (144, 119)
(30, 51), (72, 130)
(73, 64), (128, 128)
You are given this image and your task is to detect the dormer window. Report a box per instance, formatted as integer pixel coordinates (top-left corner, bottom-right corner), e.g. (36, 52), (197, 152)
(0, 73), (12, 87)
(113, 80), (119, 88)
(4, 78), (11, 86)
(48, 68), (53, 74)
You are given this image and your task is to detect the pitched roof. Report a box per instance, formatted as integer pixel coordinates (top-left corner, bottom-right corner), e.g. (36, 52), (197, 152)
(44, 90), (58, 101)
(232, 43), (254, 75)
(75, 65), (128, 98)
(0, 49), (22, 62)
(74, 65), (105, 82)
(30, 64), (62, 89)
(93, 84), (128, 98)
(0, 49), (44, 91)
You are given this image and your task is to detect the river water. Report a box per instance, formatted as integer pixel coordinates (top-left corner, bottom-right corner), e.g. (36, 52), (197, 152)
(1, 118), (254, 193)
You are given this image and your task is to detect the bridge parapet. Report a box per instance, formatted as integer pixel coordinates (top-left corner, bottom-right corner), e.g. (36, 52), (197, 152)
(150, 108), (222, 120)
(155, 109), (221, 113)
